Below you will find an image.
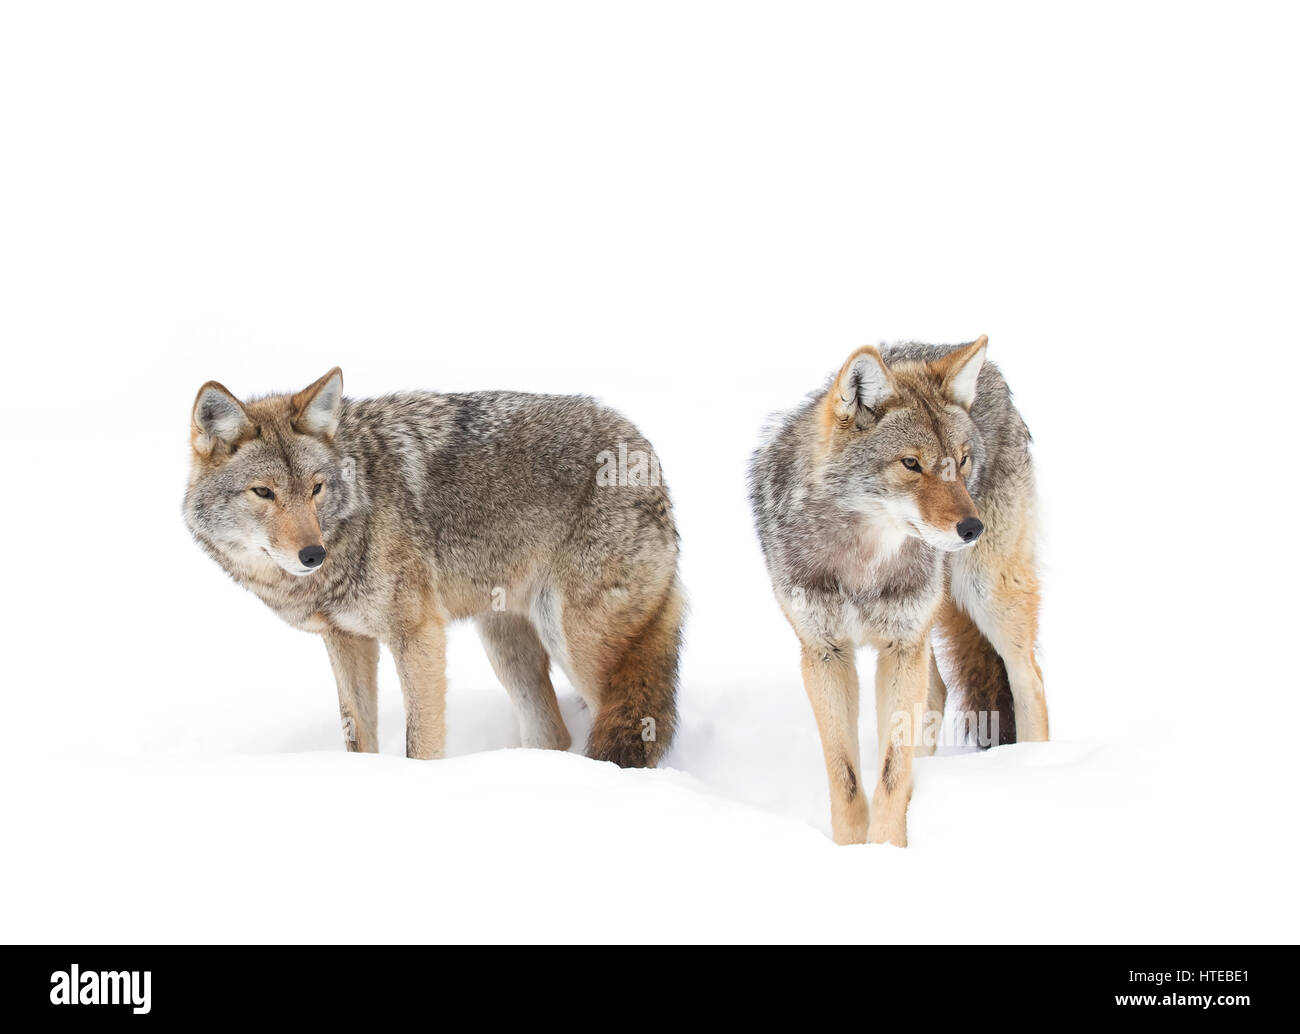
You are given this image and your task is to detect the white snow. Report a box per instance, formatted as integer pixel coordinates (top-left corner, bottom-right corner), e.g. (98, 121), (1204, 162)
(1, 477), (1290, 942)
(2, 2), (1297, 943)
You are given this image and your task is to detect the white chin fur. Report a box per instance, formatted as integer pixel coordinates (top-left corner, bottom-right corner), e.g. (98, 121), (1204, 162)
(908, 524), (972, 552)
(261, 547), (322, 576)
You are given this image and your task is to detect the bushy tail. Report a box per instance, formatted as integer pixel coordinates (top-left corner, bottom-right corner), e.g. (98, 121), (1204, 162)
(586, 578), (685, 768)
(936, 603), (1016, 748)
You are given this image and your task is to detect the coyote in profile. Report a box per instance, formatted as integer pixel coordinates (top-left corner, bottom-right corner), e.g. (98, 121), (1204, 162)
(184, 369), (683, 767)
(748, 337), (1048, 846)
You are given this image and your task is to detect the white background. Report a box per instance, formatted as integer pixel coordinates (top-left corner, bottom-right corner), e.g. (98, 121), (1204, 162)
(1, 1), (1296, 942)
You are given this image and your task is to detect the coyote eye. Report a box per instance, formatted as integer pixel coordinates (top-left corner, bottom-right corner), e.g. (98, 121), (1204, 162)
(250, 486), (274, 499)
(900, 457), (922, 472)
(312, 483), (324, 496)
(960, 455), (970, 468)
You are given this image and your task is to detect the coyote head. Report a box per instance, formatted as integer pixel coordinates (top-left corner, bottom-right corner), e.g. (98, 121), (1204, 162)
(183, 368), (359, 576)
(820, 337), (990, 552)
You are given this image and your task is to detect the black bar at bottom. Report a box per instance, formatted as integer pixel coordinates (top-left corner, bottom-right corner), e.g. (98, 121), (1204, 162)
(0, 945), (1288, 1023)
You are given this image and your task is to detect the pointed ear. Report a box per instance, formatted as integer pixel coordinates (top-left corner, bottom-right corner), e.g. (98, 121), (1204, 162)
(291, 367), (344, 439)
(829, 346), (896, 424)
(191, 381), (254, 456)
(934, 335), (988, 409)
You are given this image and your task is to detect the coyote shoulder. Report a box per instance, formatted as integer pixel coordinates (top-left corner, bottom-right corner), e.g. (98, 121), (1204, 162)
(184, 369), (683, 767)
(748, 337), (1048, 845)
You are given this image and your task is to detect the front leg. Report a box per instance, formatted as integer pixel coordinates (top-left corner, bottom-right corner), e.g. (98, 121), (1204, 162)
(391, 618), (448, 760)
(868, 637), (931, 847)
(799, 638), (868, 846)
(323, 629), (379, 753)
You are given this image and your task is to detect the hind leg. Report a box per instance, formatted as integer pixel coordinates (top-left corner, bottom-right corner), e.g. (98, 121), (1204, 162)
(969, 592), (1048, 742)
(953, 534), (1049, 743)
(936, 598), (1016, 746)
(560, 578), (683, 769)
(914, 647), (948, 759)
(477, 612), (571, 750)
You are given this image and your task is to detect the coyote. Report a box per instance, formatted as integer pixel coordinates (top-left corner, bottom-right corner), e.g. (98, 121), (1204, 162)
(183, 369), (683, 767)
(748, 337), (1048, 845)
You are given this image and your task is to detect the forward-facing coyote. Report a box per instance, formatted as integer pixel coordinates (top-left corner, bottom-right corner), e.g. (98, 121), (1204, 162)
(184, 369), (683, 767)
(748, 337), (1048, 846)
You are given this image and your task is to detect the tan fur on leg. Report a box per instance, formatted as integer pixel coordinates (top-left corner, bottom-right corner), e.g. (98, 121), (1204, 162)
(392, 619), (448, 760)
(799, 639), (868, 846)
(323, 629), (380, 753)
(955, 528), (1049, 743)
(868, 639), (930, 847)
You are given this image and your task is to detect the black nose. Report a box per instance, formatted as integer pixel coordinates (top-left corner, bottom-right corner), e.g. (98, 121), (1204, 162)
(298, 545), (326, 568)
(956, 517), (984, 543)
